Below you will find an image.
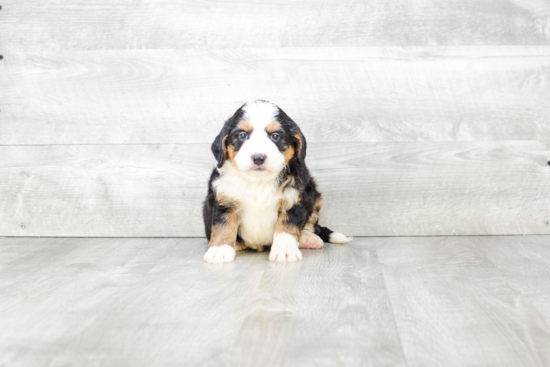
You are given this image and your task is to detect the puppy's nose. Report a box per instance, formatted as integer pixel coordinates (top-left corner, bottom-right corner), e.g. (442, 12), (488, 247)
(252, 154), (266, 166)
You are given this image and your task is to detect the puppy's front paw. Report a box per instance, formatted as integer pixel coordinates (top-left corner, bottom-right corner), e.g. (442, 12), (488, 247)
(204, 245), (236, 264)
(269, 234), (302, 262)
(299, 231), (324, 249)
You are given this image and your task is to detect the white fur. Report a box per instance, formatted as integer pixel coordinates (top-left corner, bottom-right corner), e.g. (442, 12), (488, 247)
(233, 100), (286, 181)
(242, 100), (278, 127)
(329, 232), (350, 244)
(269, 233), (302, 262)
(214, 162), (299, 251)
(204, 245), (236, 264)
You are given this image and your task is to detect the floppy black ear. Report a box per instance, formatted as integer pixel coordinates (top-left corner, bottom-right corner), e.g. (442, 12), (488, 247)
(212, 106), (245, 168)
(276, 107), (307, 163)
(211, 126), (230, 168)
(290, 124), (307, 162)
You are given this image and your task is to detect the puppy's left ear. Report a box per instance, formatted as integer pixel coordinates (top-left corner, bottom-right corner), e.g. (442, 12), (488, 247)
(290, 124), (307, 162)
(278, 108), (307, 163)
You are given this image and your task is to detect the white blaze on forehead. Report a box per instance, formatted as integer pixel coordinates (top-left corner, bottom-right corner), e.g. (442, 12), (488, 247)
(242, 100), (279, 130)
(231, 100), (286, 180)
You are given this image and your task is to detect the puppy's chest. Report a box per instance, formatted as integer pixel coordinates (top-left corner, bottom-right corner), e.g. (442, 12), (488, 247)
(237, 187), (281, 243)
(215, 174), (297, 248)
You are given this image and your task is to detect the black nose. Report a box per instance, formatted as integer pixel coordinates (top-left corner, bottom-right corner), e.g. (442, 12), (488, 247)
(252, 154), (266, 166)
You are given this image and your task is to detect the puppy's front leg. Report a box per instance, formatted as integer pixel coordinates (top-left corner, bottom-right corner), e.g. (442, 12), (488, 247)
(269, 204), (306, 263)
(204, 200), (239, 264)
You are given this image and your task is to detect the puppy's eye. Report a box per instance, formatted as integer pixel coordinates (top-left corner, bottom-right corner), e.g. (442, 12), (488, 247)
(270, 133), (280, 142)
(239, 132), (248, 141)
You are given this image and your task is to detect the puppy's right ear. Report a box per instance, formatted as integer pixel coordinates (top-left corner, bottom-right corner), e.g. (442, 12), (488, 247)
(211, 125), (230, 168)
(212, 105), (245, 168)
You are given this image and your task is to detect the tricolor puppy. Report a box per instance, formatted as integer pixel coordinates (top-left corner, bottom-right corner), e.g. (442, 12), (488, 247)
(202, 100), (349, 264)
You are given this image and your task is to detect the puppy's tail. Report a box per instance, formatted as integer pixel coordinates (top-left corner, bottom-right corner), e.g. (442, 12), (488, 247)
(314, 224), (351, 244)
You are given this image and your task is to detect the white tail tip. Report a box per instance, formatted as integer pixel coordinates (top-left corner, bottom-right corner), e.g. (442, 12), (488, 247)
(329, 232), (350, 244)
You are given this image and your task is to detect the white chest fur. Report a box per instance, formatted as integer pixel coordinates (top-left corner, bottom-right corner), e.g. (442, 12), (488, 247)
(213, 164), (299, 250)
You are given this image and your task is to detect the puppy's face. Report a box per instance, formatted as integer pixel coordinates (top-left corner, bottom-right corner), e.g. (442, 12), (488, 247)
(212, 100), (306, 180)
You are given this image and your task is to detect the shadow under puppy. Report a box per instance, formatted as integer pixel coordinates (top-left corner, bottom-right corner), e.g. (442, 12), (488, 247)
(203, 100), (349, 264)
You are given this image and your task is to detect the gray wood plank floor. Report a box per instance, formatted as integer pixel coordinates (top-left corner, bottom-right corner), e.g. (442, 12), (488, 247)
(1, 236), (549, 367)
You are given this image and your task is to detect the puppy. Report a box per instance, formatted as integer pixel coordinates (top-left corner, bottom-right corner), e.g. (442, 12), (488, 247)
(202, 100), (349, 264)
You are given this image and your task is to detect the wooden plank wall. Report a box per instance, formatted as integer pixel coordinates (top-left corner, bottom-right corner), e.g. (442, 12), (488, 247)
(1, 0), (550, 237)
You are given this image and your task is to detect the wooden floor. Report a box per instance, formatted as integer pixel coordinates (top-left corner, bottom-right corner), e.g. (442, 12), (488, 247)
(1, 236), (549, 367)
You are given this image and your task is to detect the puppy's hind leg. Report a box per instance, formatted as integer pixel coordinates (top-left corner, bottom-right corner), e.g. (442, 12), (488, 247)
(234, 236), (247, 251)
(299, 230), (324, 249)
(298, 197), (324, 249)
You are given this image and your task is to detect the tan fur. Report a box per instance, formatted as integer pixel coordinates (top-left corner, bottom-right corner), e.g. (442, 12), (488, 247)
(292, 131), (304, 159)
(282, 146), (295, 164)
(274, 186), (304, 242)
(303, 196), (322, 233)
(275, 216), (301, 241)
(265, 120), (282, 133)
(218, 132), (229, 167)
(298, 197), (324, 249)
(208, 202), (239, 248)
(227, 144), (236, 162)
(278, 176), (298, 211)
(209, 223), (238, 247)
(227, 120), (252, 163)
(237, 119), (253, 132)
(215, 193), (238, 208)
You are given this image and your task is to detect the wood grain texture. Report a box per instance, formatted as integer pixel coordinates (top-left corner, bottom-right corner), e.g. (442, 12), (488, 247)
(375, 236), (550, 367)
(0, 238), (268, 367)
(221, 241), (406, 367)
(2, 236), (550, 366)
(0, 237), (182, 366)
(0, 144), (212, 237)
(45, 240), (268, 367)
(1, 141), (549, 237)
(476, 236), (550, 337)
(2, 47), (550, 145)
(0, 237), (406, 367)
(1, 0), (550, 51)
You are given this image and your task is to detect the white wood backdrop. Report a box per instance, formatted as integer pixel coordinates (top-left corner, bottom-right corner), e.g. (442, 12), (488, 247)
(1, 1), (550, 236)
(2, 0), (550, 50)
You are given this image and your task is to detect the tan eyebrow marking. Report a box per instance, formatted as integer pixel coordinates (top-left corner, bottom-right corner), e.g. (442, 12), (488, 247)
(236, 119), (253, 132)
(266, 120), (282, 134)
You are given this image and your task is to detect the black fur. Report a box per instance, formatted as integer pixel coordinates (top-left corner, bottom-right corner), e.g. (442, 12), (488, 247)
(203, 101), (339, 246)
(314, 224), (333, 243)
(202, 169), (219, 241)
(276, 107), (307, 162)
(269, 129), (291, 153)
(276, 106), (318, 231)
(278, 151), (322, 234)
(211, 107), (245, 168)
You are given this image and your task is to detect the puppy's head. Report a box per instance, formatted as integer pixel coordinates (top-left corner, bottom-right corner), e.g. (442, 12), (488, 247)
(212, 100), (306, 179)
